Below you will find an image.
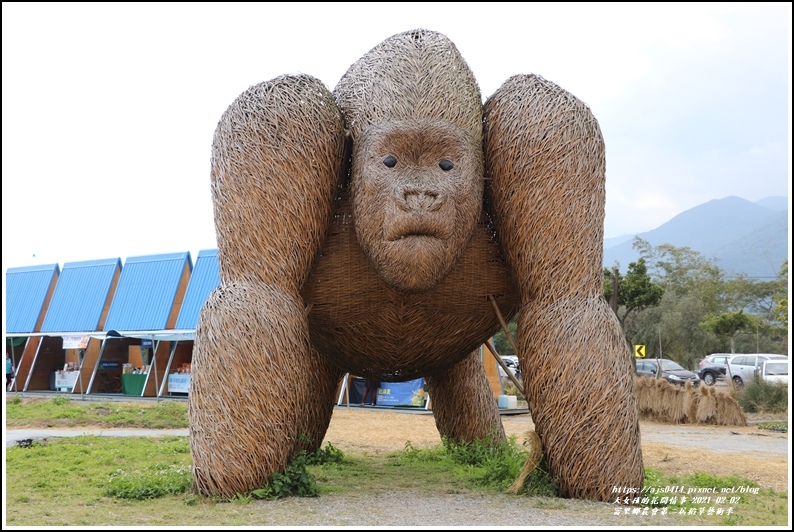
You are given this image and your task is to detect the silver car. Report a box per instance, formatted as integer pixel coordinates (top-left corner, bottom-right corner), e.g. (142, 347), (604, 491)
(727, 353), (788, 386)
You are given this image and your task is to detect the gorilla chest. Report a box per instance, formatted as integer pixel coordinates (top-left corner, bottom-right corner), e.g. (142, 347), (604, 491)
(300, 209), (520, 379)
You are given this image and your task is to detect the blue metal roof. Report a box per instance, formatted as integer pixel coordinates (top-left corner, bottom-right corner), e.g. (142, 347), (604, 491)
(104, 251), (192, 332)
(175, 249), (219, 330)
(5, 263), (60, 334)
(41, 258), (122, 333)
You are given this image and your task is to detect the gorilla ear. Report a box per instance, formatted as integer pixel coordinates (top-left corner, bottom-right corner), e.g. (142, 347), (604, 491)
(383, 155), (397, 168)
(439, 159), (454, 171)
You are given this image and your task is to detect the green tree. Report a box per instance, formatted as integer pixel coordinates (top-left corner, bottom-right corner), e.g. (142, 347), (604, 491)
(632, 237), (723, 310)
(621, 240), (786, 366)
(771, 260), (788, 335)
(603, 258), (664, 330)
(700, 310), (754, 354)
(491, 320), (517, 357)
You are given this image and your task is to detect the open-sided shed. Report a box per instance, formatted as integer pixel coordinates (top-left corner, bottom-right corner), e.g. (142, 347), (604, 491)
(19, 257), (121, 394)
(5, 263), (60, 392)
(89, 251), (193, 397)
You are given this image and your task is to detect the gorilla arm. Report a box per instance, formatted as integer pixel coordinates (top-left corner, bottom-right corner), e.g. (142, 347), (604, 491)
(189, 75), (347, 498)
(483, 74), (644, 502)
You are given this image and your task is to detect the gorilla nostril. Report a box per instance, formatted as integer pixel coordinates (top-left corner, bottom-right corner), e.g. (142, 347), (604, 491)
(403, 189), (442, 211)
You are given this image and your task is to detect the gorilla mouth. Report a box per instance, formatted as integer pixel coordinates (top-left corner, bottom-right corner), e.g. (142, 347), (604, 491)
(392, 230), (443, 241)
(384, 217), (450, 242)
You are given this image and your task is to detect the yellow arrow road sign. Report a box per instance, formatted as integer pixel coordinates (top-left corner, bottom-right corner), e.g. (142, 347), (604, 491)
(634, 345), (646, 358)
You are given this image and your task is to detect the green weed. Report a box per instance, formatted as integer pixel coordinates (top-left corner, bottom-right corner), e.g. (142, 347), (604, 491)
(250, 442), (346, 500)
(105, 463), (193, 500)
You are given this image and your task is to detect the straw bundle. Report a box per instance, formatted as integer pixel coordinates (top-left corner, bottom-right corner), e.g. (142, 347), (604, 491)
(713, 389), (747, 426)
(695, 384), (718, 422)
(636, 378), (747, 426)
(506, 430), (543, 494)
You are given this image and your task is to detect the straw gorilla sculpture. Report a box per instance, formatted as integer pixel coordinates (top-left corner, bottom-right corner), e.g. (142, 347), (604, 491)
(189, 29), (643, 502)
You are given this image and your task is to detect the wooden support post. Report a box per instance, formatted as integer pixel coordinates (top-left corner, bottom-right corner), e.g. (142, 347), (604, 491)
(483, 337), (525, 396)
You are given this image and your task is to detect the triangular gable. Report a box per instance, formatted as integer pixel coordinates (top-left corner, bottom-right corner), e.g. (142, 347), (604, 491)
(104, 251), (192, 332)
(175, 249), (219, 330)
(40, 258), (122, 333)
(5, 263), (60, 334)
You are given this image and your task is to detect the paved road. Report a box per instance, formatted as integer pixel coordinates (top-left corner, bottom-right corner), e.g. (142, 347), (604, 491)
(6, 420), (789, 456)
(5, 428), (189, 447)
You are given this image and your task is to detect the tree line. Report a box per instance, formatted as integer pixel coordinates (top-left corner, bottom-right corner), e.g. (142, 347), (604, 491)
(493, 237), (789, 371)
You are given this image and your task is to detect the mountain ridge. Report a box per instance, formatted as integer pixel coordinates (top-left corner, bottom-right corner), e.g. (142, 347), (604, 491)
(603, 196), (789, 279)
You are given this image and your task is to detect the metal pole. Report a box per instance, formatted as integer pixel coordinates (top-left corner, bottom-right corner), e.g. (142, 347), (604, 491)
(151, 335), (160, 402)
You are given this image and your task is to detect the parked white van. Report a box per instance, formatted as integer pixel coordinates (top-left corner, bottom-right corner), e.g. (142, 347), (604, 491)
(759, 359), (789, 386)
(727, 353), (789, 386)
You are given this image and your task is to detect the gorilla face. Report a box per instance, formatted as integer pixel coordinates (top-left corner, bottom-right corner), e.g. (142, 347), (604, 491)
(352, 119), (484, 293)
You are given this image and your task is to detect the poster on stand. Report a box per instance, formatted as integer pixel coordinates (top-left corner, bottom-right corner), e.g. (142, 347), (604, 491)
(54, 370), (80, 391)
(377, 378), (426, 407)
(168, 373), (191, 394)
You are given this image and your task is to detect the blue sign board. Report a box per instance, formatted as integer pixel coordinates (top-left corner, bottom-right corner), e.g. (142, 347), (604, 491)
(377, 378), (426, 407)
(99, 360), (120, 369)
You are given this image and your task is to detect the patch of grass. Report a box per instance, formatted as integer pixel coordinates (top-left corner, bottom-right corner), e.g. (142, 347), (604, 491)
(5, 397), (189, 429)
(386, 433), (557, 496)
(637, 468), (788, 526)
(4, 397), (787, 526)
(106, 463), (192, 500)
(5, 434), (194, 524)
(5, 435), (788, 526)
(757, 421), (787, 433)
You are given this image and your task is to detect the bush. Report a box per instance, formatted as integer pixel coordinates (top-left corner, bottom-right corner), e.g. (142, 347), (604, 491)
(735, 380), (788, 414)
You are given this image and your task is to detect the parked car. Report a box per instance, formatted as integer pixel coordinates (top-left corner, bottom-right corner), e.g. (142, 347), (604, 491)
(758, 359), (789, 386)
(727, 354), (789, 386)
(697, 353), (731, 386)
(499, 356), (520, 379)
(636, 359), (701, 387)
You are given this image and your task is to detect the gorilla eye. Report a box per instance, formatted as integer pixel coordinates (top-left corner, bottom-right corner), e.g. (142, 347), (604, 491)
(439, 159), (454, 171)
(383, 155), (397, 168)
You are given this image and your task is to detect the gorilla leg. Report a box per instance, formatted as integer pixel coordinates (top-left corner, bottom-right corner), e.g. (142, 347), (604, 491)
(190, 284), (342, 498)
(483, 74), (643, 501)
(189, 74), (347, 498)
(425, 350), (505, 444)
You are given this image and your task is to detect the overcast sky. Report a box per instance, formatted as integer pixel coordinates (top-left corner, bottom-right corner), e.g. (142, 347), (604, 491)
(2, 2), (791, 275)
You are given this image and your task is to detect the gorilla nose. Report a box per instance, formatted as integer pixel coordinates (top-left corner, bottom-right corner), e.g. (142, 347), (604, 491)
(399, 187), (444, 212)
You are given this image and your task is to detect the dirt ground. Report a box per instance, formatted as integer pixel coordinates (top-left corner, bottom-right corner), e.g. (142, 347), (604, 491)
(323, 407), (790, 493)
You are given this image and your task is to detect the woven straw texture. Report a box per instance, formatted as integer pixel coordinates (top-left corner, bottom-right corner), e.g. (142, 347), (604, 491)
(483, 74), (644, 500)
(190, 28), (642, 503)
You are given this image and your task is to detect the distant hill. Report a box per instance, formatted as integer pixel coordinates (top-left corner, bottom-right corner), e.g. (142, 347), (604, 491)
(603, 196), (789, 280)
